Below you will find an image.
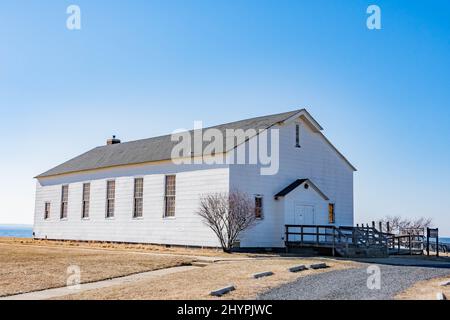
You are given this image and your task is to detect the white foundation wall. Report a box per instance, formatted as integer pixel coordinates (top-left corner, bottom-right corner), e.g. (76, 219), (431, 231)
(34, 163), (229, 247)
(229, 118), (354, 248)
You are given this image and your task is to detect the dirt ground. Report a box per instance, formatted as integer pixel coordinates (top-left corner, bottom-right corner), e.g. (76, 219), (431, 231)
(56, 258), (360, 300)
(395, 275), (450, 300)
(0, 242), (192, 297)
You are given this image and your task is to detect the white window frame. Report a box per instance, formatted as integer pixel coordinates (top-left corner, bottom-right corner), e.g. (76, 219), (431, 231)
(82, 183), (90, 219)
(105, 180), (115, 219)
(44, 202), (51, 220)
(133, 177), (144, 218)
(60, 185), (69, 219)
(163, 175), (176, 218)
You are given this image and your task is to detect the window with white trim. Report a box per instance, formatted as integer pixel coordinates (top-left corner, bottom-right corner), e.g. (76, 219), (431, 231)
(106, 180), (115, 218)
(133, 178), (144, 218)
(164, 175), (176, 217)
(82, 183), (90, 218)
(60, 185), (69, 219)
(44, 202), (50, 220)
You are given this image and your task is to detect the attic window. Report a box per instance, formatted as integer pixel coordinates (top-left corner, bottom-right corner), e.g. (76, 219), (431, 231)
(295, 124), (301, 148)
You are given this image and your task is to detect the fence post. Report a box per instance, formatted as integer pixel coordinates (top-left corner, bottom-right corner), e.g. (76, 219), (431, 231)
(301, 226), (304, 244)
(409, 235), (412, 255)
(366, 226), (370, 246)
(332, 228), (336, 257)
(379, 221), (383, 233)
(316, 226), (319, 246)
(436, 229), (439, 257)
(285, 225), (289, 253)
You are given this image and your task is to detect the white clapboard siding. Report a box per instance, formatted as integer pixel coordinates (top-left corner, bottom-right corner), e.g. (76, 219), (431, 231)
(34, 163), (229, 247)
(229, 118), (354, 248)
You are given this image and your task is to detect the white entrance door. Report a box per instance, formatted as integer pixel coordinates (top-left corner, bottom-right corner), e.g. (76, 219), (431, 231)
(293, 205), (315, 241)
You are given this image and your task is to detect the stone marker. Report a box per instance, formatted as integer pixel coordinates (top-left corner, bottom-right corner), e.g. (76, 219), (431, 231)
(288, 265), (307, 273)
(436, 292), (447, 300)
(309, 263), (327, 269)
(210, 285), (236, 297)
(253, 271), (274, 279)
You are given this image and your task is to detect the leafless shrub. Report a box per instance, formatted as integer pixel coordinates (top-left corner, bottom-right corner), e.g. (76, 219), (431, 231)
(197, 190), (259, 253)
(380, 215), (433, 235)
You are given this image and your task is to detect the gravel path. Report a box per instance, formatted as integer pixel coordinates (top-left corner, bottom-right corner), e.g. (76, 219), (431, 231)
(259, 264), (450, 300)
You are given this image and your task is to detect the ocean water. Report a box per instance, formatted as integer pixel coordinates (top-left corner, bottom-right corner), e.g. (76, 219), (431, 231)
(0, 226), (33, 238)
(0, 225), (448, 242)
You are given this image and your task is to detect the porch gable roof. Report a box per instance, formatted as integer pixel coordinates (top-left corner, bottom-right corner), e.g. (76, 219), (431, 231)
(274, 179), (329, 201)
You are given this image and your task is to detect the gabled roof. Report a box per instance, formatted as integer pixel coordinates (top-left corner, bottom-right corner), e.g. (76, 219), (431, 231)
(36, 108), (356, 178)
(274, 179), (329, 201)
(37, 110), (301, 178)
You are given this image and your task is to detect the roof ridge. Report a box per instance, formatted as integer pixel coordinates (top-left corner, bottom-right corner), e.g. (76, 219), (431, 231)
(37, 108), (356, 179)
(100, 109), (303, 148)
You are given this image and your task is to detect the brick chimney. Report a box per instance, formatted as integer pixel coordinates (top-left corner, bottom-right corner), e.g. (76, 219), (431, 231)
(107, 135), (121, 145)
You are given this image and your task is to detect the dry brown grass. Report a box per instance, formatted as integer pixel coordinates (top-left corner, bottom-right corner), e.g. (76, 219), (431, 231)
(0, 237), (259, 258)
(396, 275), (450, 300)
(0, 243), (192, 297)
(57, 258), (360, 300)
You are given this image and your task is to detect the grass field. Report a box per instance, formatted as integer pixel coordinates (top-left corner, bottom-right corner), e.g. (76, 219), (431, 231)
(0, 237), (253, 258)
(0, 242), (192, 297)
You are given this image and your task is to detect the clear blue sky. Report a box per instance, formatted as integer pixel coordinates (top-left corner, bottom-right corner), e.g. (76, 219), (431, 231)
(0, 1), (449, 235)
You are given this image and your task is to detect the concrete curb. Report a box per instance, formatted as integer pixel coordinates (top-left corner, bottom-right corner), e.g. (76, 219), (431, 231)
(210, 285), (236, 297)
(309, 263), (328, 269)
(288, 265), (307, 273)
(253, 271), (274, 279)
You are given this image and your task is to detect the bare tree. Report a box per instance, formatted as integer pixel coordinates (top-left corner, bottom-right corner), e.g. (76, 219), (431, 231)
(197, 190), (259, 253)
(380, 215), (433, 235)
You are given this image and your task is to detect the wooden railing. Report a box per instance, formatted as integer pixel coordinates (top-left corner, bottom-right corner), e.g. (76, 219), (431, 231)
(285, 225), (389, 256)
(285, 225), (430, 256)
(387, 234), (425, 255)
(348, 226), (390, 247)
(284, 225), (340, 256)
